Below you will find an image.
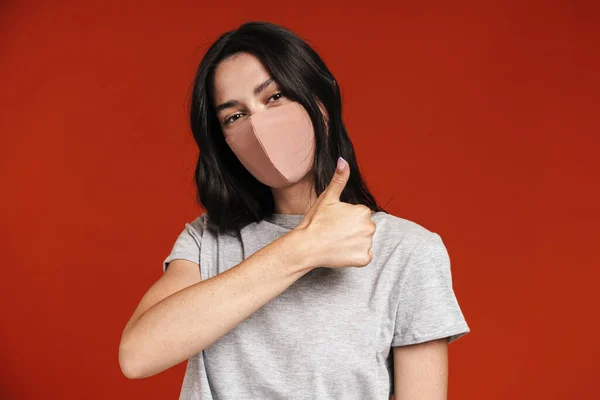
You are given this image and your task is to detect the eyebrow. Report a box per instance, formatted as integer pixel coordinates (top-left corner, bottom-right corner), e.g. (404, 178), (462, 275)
(214, 78), (275, 114)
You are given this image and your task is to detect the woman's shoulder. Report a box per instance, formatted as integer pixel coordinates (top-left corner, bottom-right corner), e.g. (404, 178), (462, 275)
(182, 211), (209, 235)
(371, 211), (436, 242)
(371, 211), (451, 266)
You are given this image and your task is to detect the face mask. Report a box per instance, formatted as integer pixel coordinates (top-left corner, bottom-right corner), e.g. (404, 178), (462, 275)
(224, 102), (315, 188)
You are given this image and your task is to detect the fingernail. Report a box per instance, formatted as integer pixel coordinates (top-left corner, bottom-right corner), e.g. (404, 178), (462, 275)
(337, 157), (346, 172)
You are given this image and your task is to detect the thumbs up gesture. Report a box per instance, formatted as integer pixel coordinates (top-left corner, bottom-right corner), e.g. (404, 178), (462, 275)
(294, 157), (377, 269)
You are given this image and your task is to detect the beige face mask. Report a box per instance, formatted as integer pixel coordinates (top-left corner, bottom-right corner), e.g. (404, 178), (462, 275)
(224, 102), (315, 188)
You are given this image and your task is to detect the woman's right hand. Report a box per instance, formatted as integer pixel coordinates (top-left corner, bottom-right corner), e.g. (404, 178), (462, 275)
(294, 157), (377, 269)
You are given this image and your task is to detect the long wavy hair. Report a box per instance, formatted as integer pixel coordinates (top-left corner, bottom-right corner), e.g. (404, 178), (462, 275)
(189, 21), (387, 234)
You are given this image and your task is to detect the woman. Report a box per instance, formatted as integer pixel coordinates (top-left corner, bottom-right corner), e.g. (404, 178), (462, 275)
(119, 21), (470, 400)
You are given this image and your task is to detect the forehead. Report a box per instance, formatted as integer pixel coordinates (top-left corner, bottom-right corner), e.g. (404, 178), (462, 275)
(212, 53), (271, 104)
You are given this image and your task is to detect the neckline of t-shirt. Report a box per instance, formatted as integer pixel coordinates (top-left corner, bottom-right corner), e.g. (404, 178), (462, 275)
(264, 213), (305, 230)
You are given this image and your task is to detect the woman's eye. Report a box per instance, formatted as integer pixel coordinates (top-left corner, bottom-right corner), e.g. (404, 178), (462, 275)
(224, 113), (242, 125)
(268, 92), (284, 102)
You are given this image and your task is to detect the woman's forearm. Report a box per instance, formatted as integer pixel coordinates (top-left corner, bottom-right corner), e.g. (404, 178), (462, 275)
(119, 229), (314, 379)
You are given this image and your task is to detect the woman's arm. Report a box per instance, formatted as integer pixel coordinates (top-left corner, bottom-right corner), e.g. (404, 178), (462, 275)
(393, 338), (449, 400)
(118, 229), (314, 379)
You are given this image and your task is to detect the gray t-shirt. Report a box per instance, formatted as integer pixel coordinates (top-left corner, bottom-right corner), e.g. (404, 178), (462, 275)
(162, 211), (470, 400)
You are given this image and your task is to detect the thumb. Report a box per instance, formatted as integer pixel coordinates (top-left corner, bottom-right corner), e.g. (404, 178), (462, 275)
(322, 157), (350, 202)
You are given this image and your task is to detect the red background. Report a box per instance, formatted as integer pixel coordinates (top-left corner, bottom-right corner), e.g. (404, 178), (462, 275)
(1, 1), (598, 399)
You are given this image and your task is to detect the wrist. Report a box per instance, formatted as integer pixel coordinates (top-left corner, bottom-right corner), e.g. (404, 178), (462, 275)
(284, 228), (318, 273)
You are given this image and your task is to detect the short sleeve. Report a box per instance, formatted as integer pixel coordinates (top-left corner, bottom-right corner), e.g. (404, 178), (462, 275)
(162, 215), (205, 273)
(392, 232), (470, 347)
